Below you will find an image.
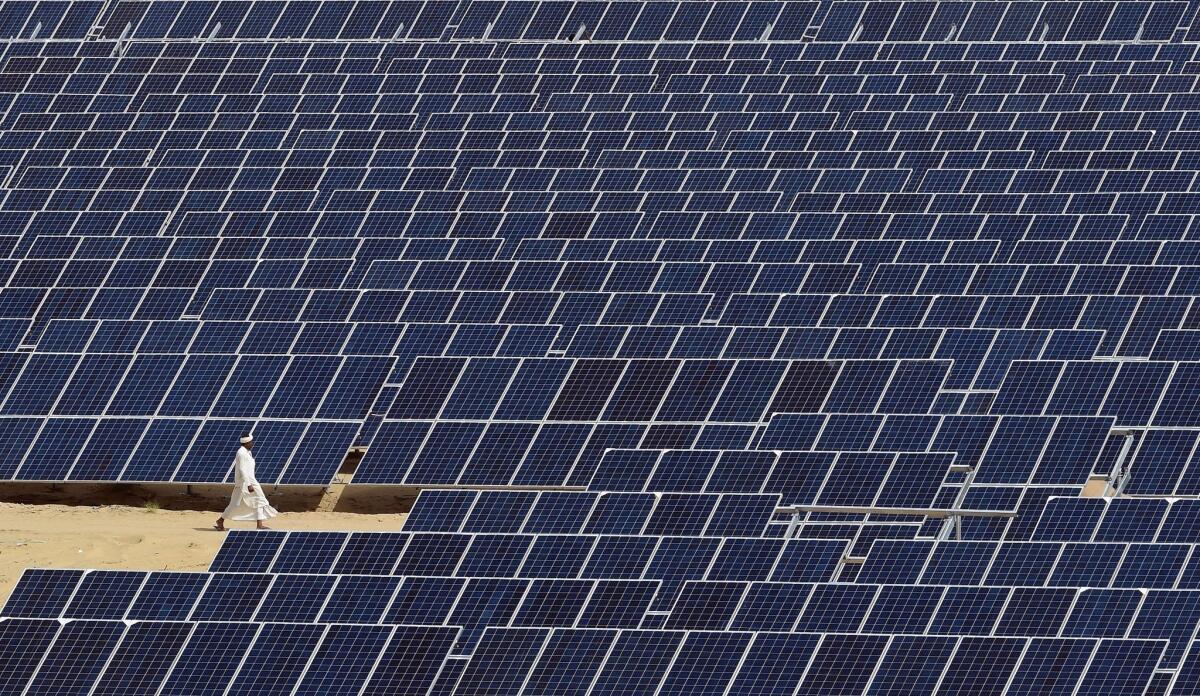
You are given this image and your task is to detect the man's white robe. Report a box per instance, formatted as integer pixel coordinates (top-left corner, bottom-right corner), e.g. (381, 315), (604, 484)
(223, 447), (278, 521)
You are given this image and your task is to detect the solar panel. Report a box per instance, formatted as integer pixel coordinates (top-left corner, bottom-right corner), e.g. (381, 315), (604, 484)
(659, 631), (751, 695)
(521, 627), (614, 693)
(127, 572), (209, 621)
(1, 568), (83, 617)
(321, 575), (402, 624)
(226, 623), (328, 695)
(798, 633), (889, 693)
(869, 634), (957, 694)
(1077, 639), (1170, 694)
(62, 570), (145, 620)
(590, 628), (683, 693)
(290, 624), (390, 695)
(0, 618), (61, 692)
(453, 627), (547, 693)
(937, 636), (1027, 693)
(24, 619), (126, 695)
(863, 585), (943, 634)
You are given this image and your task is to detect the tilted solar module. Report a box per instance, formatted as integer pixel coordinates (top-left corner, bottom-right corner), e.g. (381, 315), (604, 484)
(0, 616), (460, 696)
(456, 627), (1171, 695)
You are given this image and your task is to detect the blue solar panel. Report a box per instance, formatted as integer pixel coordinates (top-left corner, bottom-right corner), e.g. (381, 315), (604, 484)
(0, 618), (61, 692)
(1, 568), (83, 618)
(92, 621), (193, 695)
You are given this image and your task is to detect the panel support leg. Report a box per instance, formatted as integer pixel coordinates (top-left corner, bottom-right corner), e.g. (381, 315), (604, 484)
(786, 511), (802, 539)
(1110, 432), (1136, 497)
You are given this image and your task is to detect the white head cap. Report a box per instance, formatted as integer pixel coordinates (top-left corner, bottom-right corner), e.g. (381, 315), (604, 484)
(240, 435), (254, 444)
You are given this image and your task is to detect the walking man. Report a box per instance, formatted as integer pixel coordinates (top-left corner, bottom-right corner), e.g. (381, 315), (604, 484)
(215, 434), (278, 531)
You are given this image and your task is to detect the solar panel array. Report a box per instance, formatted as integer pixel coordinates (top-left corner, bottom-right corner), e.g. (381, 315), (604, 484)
(5, 0), (1200, 691)
(0, 1), (1197, 488)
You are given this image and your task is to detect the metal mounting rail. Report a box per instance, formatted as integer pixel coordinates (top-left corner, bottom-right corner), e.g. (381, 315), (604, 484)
(775, 505), (1016, 519)
(364, 484), (590, 491)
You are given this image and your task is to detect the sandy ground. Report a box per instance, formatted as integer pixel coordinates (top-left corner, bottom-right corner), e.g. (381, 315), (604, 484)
(0, 482), (410, 607)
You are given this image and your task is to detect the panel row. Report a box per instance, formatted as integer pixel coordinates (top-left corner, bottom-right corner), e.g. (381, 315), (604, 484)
(406, 490), (781, 536)
(0, 416), (357, 483)
(1034, 496), (1200, 541)
(9, 30), (1200, 59)
(73, 1), (1192, 42)
(861, 539), (1200, 589)
(379, 356), (948, 421)
(17, 49), (1200, 86)
(588, 450), (955, 511)
(18, 321), (1105, 376)
(0, 616), (1182, 696)
(0, 234), (1019, 262)
(461, 627), (1172, 695)
(362, 413), (1115, 494)
(35, 163), (1200, 198)
(0, 617), (459, 696)
(208, 530), (848, 590)
(665, 582), (1199, 669)
(12, 234), (1200, 265)
(0, 350), (388, 418)
(991, 359), (1200, 429)
(9, 289), (1194, 342)
(13, 259), (1200, 301)
(8, 568), (1200, 661)
(2, 210), (1197, 243)
(1, 570), (667, 654)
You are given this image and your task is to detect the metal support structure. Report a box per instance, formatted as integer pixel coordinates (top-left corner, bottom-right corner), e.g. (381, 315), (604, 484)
(779, 504), (1011, 560)
(785, 510), (802, 538)
(775, 504), (1015, 519)
(940, 462), (980, 539)
(86, 0), (123, 39)
(376, 483), (588, 492)
(111, 22), (132, 56)
(1109, 430), (1137, 496)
